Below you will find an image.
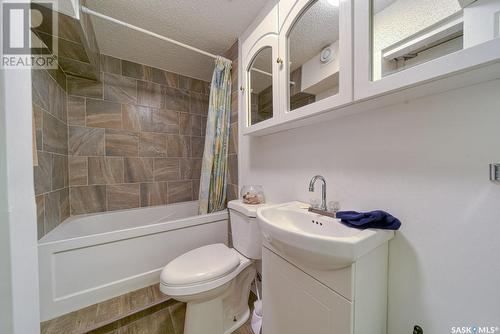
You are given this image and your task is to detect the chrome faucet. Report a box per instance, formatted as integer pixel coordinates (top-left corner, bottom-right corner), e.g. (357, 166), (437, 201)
(308, 175), (327, 211)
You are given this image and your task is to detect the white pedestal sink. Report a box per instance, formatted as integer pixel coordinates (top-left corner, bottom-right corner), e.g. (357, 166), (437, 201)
(257, 201), (394, 270)
(257, 201), (396, 334)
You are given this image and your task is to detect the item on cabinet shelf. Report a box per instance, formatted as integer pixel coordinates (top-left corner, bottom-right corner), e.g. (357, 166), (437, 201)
(336, 210), (401, 230)
(241, 185), (265, 204)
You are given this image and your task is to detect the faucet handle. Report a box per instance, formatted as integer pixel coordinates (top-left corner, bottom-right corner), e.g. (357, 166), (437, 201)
(328, 201), (341, 214)
(310, 198), (320, 209)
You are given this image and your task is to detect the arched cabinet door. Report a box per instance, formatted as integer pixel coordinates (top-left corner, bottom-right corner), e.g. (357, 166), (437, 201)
(242, 34), (281, 135)
(278, 0), (353, 123)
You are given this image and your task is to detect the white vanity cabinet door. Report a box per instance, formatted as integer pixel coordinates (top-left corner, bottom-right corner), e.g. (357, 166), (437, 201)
(354, 0), (500, 100)
(262, 247), (352, 334)
(278, 0), (353, 123)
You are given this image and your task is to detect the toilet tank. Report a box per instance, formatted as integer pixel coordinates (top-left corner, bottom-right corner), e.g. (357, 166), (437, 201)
(228, 200), (267, 259)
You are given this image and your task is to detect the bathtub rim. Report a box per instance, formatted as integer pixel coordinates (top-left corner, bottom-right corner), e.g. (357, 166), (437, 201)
(38, 203), (229, 250)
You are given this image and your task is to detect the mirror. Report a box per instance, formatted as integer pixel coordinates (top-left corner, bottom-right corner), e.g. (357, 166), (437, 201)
(371, 0), (500, 80)
(248, 47), (274, 126)
(288, 0), (340, 111)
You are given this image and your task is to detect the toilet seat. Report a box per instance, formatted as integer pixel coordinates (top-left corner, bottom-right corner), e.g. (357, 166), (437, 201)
(160, 244), (252, 297)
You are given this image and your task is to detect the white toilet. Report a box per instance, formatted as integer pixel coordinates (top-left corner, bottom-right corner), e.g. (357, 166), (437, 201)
(160, 200), (266, 334)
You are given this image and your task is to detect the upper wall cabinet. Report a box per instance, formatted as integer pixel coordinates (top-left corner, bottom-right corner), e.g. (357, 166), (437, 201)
(278, 0), (353, 124)
(241, 0), (353, 135)
(354, 0), (500, 99)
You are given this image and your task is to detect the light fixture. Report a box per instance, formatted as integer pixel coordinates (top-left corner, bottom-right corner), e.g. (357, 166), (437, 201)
(327, 0), (339, 6)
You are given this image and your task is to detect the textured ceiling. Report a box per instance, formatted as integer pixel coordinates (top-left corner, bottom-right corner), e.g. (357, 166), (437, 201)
(289, 0), (339, 71)
(86, 0), (269, 81)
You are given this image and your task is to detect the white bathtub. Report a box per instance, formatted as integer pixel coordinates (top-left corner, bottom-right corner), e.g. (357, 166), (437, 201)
(38, 201), (228, 321)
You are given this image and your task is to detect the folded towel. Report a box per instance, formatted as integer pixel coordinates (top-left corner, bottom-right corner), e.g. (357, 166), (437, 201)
(336, 210), (401, 230)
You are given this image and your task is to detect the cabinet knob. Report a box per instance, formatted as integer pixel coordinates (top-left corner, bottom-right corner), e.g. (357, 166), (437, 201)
(276, 57), (283, 64)
(240, 86), (245, 91)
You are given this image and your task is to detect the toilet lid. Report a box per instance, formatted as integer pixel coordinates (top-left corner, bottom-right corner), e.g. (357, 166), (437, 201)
(161, 244), (240, 286)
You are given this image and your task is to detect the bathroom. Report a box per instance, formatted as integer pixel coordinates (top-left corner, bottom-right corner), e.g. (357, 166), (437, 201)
(1, 0), (500, 333)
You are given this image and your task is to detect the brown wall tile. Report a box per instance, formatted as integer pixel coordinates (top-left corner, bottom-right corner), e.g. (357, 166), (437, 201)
(86, 99), (122, 128)
(168, 181), (192, 204)
(103, 72), (137, 104)
(180, 158), (202, 180)
(153, 158), (179, 181)
(69, 156), (88, 186)
(190, 136), (204, 158)
(36, 195), (45, 240)
(140, 182), (167, 207)
(124, 158), (153, 183)
(52, 155), (68, 190)
(70, 185), (106, 215)
(44, 191), (60, 234)
(33, 104), (43, 150)
(122, 104), (145, 131)
(122, 60), (145, 80)
(140, 108), (179, 134)
(167, 135), (190, 157)
(179, 76), (205, 93)
(34, 151), (52, 195)
(67, 75), (103, 99)
(68, 96), (86, 126)
(190, 92), (209, 115)
(105, 129), (139, 156)
(107, 184), (140, 211)
(69, 126), (105, 156)
(88, 157), (124, 185)
(137, 81), (162, 108)
(100, 54), (121, 75)
(43, 112), (68, 155)
(192, 180), (200, 200)
(139, 133), (167, 157)
(162, 87), (189, 112)
(228, 154), (238, 185)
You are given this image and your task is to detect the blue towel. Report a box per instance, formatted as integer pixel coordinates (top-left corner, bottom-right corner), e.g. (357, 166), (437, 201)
(336, 210), (401, 230)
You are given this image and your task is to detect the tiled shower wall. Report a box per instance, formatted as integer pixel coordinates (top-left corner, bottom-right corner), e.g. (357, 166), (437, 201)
(66, 55), (210, 215)
(32, 67), (70, 239)
(225, 42), (239, 201)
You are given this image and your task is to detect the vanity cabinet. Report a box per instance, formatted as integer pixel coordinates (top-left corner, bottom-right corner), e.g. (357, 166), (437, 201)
(241, 0), (500, 136)
(262, 243), (389, 334)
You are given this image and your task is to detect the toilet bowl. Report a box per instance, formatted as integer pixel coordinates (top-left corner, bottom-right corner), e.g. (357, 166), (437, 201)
(160, 200), (268, 334)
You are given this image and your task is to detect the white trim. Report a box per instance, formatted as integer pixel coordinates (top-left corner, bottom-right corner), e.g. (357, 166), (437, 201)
(0, 65), (40, 333)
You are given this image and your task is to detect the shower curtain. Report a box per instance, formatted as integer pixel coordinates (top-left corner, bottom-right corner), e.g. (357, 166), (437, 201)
(198, 57), (232, 214)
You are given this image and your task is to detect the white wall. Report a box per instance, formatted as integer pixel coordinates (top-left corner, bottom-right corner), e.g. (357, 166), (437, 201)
(240, 79), (500, 333)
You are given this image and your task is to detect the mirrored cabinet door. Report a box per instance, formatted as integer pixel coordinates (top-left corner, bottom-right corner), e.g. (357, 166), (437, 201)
(248, 47), (274, 126)
(355, 0), (500, 99)
(279, 0), (353, 118)
(243, 34), (280, 131)
(288, 0), (340, 110)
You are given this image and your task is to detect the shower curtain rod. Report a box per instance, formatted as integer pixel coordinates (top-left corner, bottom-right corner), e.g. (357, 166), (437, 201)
(80, 6), (231, 63)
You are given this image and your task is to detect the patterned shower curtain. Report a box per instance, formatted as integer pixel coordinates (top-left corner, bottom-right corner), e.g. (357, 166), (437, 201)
(198, 57), (232, 214)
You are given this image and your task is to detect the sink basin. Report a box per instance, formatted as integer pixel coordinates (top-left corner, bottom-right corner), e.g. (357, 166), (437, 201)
(257, 201), (394, 270)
